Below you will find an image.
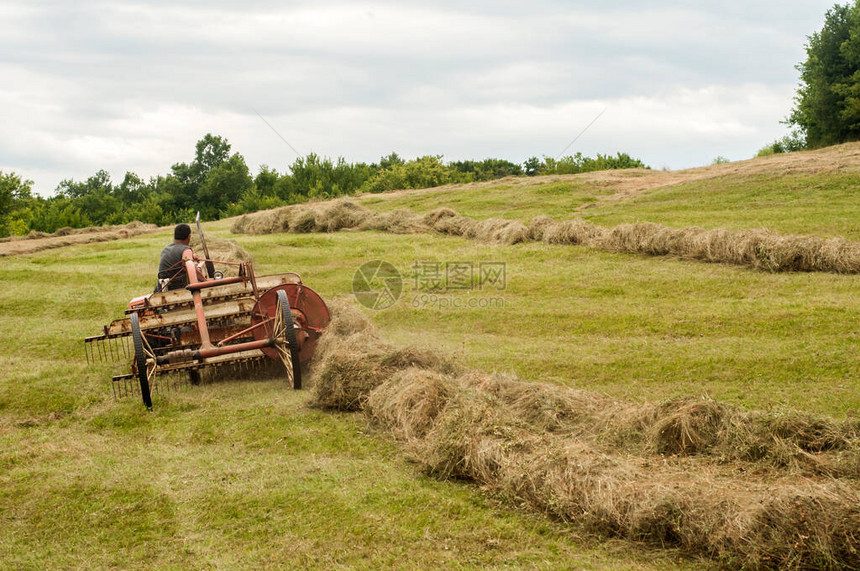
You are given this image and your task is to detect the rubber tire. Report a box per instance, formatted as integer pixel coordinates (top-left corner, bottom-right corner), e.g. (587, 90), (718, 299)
(277, 290), (302, 390)
(130, 312), (153, 409)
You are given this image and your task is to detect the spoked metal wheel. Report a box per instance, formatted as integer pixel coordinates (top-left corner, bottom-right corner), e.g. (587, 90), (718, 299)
(130, 312), (156, 409)
(274, 290), (302, 389)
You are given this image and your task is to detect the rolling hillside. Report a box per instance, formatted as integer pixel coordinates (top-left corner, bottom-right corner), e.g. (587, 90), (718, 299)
(1, 146), (858, 569)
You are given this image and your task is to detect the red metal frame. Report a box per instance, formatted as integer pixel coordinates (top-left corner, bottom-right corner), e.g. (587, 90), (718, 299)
(182, 258), (269, 358)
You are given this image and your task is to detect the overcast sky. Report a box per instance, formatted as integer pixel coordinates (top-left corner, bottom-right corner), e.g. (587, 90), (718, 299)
(0, 0), (839, 195)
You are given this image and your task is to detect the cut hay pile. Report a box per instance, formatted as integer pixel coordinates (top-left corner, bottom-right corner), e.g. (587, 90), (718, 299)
(597, 223), (860, 273)
(0, 220), (157, 243)
(231, 202), (860, 273)
(0, 221), (160, 257)
(309, 300), (860, 568)
(188, 234), (253, 276)
(230, 200), (372, 235)
(310, 298), (460, 411)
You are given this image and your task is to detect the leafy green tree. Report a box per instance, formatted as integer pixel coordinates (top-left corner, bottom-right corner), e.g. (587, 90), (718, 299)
(116, 172), (151, 206)
(192, 133), (231, 181)
(157, 134), (246, 218)
(789, 1), (860, 147)
(539, 152), (649, 175)
(56, 169), (112, 199)
(523, 156), (542, 176)
(281, 153), (375, 199)
(450, 159), (522, 181)
(756, 130), (807, 156)
(0, 171), (34, 236)
(30, 199), (90, 233)
(197, 154), (254, 218)
(254, 166), (280, 198)
(378, 152), (405, 170)
(361, 155), (454, 193)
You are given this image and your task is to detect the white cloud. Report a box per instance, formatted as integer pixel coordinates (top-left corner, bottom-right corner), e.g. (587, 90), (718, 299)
(0, 0), (838, 194)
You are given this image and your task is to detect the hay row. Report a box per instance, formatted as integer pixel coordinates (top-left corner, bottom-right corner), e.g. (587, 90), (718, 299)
(188, 234), (253, 274)
(0, 221), (159, 257)
(1, 220), (157, 242)
(308, 300), (860, 568)
(231, 199), (860, 273)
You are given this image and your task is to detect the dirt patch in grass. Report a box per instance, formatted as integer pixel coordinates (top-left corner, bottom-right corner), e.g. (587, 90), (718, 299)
(307, 299), (860, 569)
(232, 199), (860, 273)
(0, 221), (160, 257)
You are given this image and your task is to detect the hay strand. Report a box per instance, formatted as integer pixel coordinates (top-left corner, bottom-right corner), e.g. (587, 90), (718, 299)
(231, 202), (860, 273)
(306, 304), (860, 567)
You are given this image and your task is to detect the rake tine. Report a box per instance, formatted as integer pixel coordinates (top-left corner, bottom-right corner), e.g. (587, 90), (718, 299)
(85, 341), (91, 365)
(109, 338), (116, 362)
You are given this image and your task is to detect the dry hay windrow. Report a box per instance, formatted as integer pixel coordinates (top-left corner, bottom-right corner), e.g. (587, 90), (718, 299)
(308, 300), (860, 568)
(360, 209), (428, 234)
(0, 220), (157, 243)
(0, 221), (160, 257)
(231, 201), (860, 273)
(188, 234), (253, 276)
(230, 199), (371, 235)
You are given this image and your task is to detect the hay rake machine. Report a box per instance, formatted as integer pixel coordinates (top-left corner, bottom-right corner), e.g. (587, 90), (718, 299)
(85, 220), (330, 409)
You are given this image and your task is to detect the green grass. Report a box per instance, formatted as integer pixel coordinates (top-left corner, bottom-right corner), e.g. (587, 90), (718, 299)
(360, 179), (615, 222)
(6, 385), (666, 569)
(583, 173), (860, 238)
(359, 172), (860, 239)
(2, 159), (859, 568)
(228, 227), (858, 416)
(0, 228), (693, 570)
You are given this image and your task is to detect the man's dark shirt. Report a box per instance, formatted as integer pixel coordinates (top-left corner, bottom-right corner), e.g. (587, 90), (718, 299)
(158, 242), (191, 290)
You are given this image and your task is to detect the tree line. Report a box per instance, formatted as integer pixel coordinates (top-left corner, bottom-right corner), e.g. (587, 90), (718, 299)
(5, 3), (860, 237)
(0, 132), (647, 238)
(760, 0), (860, 155)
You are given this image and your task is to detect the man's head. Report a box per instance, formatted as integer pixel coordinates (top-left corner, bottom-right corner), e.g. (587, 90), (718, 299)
(174, 223), (192, 243)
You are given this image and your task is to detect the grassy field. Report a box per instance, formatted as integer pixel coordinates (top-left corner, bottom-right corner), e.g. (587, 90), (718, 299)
(359, 168), (860, 239)
(1, 148), (858, 568)
(0, 232), (694, 570)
